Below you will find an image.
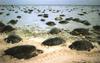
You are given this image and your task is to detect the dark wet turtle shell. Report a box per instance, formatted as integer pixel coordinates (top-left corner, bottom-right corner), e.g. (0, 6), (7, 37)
(93, 25), (100, 31)
(49, 28), (61, 34)
(78, 13), (84, 16)
(0, 12), (3, 15)
(6, 13), (10, 16)
(17, 16), (21, 19)
(70, 28), (90, 36)
(43, 14), (48, 18)
(4, 45), (37, 59)
(80, 20), (91, 26)
(1, 25), (15, 33)
(46, 21), (56, 26)
(92, 25), (100, 34)
(72, 18), (80, 22)
(65, 17), (73, 21)
(38, 14), (43, 17)
(0, 22), (5, 32)
(59, 14), (65, 17)
(4, 34), (22, 44)
(42, 37), (65, 46)
(8, 20), (18, 25)
(69, 40), (94, 51)
(40, 19), (45, 22)
(58, 20), (69, 24)
(0, 21), (5, 27)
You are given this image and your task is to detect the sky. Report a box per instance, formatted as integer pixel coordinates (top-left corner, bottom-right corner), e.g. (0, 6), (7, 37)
(0, 0), (100, 5)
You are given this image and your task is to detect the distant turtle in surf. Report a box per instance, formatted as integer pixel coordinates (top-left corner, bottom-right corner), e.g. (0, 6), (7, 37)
(72, 18), (80, 22)
(59, 14), (65, 17)
(15, 11), (18, 13)
(28, 9), (33, 14)
(17, 16), (21, 19)
(78, 13), (84, 16)
(46, 21), (56, 26)
(6, 13), (10, 16)
(42, 37), (65, 46)
(80, 20), (91, 26)
(40, 19), (45, 22)
(43, 14), (48, 18)
(0, 12), (3, 15)
(24, 11), (28, 13)
(49, 27), (61, 34)
(38, 14), (43, 17)
(1, 8), (4, 10)
(58, 20), (69, 24)
(70, 28), (90, 36)
(4, 34), (22, 44)
(4, 45), (43, 59)
(8, 20), (18, 25)
(55, 17), (63, 21)
(65, 17), (73, 21)
(69, 40), (94, 51)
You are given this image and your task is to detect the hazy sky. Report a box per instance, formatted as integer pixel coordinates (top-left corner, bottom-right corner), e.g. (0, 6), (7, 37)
(0, 0), (100, 5)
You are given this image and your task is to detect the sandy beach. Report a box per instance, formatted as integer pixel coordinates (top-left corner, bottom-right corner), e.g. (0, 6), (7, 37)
(0, 5), (100, 63)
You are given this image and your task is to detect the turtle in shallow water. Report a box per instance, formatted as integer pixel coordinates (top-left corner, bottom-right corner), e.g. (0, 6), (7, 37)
(65, 17), (73, 21)
(70, 28), (90, 36)
(46, 21), (56, 26)
(0, 12), (3, 15)
(17, 16), (21, 19)
(58, 20), (69, 24)
(72, 18), (80, 22)
(42, 37), (65, 46)
(4, 34), (22, 44)
(69, 40), (94, 51)
(4, 45), (43, 59)
(6, 13), (10, 16)
(43, 14), (48, 18)
(40, 19), (45, 22)
(80, 20), (91, 26)
(8, 20), (18, 25)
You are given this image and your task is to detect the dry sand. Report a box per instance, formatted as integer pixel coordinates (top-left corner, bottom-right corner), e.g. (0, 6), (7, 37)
(0, 34), (100, 63)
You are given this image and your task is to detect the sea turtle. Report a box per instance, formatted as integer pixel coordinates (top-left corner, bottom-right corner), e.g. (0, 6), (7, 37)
(70, 28), (90, 36)
(4, 45), (43, 59)
(4, 34), (22, 44)
(46, 21), (56, 26)
(42, 37), (65, 46)
(1, 25), (15, 33)
(49, 28), (61, 34)
(8, 20), (18, 25)
(69, 40), (94, 51)
(92, 25), (100, 34)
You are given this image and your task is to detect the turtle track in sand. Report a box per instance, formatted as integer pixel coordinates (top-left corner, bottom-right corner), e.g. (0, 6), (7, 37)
(20, 48), (100, 63)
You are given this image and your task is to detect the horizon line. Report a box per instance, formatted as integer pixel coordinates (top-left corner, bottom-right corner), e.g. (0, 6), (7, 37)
(0, 4), (100, 6)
